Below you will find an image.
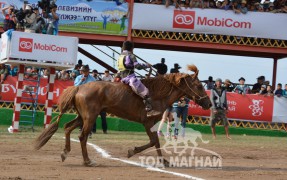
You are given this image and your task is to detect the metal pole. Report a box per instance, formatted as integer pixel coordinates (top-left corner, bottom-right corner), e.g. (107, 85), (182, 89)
(272, 57), (278, 89)
(127, 0), (134, 41)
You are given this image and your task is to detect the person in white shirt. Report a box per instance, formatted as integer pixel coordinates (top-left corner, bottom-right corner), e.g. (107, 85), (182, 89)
(102, 70), (113, 82)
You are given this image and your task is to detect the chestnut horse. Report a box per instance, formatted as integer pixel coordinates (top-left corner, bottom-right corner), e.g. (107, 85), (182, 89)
(34, 65), (211, 166)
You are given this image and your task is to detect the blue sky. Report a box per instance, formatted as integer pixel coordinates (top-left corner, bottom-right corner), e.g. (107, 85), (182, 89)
(78, 44), (287, 86)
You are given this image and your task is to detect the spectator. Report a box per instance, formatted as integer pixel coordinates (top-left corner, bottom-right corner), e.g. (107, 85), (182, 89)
(2, 5), (17, 31)
(283, 84), (287, 98)
(210, 78), (231, 140)
(9, 65), (18, 76)
(223, 79), (234, 92)
(59, 70), (70, 81)
(170, 63), (181, 73)
(233, 77), (250, 95)
(42, 4), (59, 35)
(190, 0), (204, 8)
(0, 64), (9, 83)
(173, 96), (190, 138)
(92, 69), (102, 81)
(265, 85), (274, 96)
(274, 83), (283, 97)
(240, 0), (248, 14)
(152, 58), (168, 75)
(157, 106), (174, 137)
(252, 76), (265, 94)
(205, 76), (215, 90)
(23, 5), (37, 33)
(93, 69), (108, 138)
(221, 0), (232, 10)
(77, 59), (83, 69)
(74, 65), (95, 86)
(232, 0), (241, 13)
(257, 85), (267, 95)
(71, 64), (80, 80)
(102, 70), (113, 82)
(42, 69), (50, 79)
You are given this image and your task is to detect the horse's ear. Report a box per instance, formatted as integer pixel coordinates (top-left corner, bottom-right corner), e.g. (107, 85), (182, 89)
(194, 70), (199, 78)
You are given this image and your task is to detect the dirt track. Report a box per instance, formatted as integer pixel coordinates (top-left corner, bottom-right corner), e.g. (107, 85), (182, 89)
(1, 128), (287, 180)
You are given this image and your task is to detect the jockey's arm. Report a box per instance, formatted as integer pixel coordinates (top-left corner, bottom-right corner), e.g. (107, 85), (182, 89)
(130, 54), (149, 70)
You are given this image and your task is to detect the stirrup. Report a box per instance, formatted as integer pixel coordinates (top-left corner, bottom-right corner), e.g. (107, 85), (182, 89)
(147, 110), (161, 117)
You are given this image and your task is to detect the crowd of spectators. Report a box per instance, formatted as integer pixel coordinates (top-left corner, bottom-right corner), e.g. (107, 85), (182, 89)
(132, 0), (287, 13)
(204, 74), (287, 98)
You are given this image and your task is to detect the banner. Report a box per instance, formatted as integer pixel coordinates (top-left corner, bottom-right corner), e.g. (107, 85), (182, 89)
(1, 31), (78, 65)
(188, 91), (279, 122)
(1, 76), (73, 105)
(132, 4), (287, 40)
(0, 0), (129, 35)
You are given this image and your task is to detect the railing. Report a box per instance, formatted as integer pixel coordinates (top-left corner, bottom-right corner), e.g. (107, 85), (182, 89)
(132, 30), (287, 49)
(0, 101), (286, 131)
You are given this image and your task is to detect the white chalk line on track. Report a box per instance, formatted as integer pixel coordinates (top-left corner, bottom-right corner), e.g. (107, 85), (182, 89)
(70, 138), (205, 180)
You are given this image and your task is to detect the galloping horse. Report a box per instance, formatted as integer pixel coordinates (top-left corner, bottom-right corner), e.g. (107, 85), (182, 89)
(34, 65), (211, 166)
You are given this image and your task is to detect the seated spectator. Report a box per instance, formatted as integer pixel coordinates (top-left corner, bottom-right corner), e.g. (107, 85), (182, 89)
(190, 0), (203, 8)
(42, 69), (50, 79)
(170, 63), (181, 73)
(252, 76), (265, 94)
(265, 85), (274, 96)
(283, 84), (287, 98)
(223, 79), (234, 92)
(221, 0), (232, 10)
(0, 64), (9, 83)
(102, 70), (113, 82)
(59, 70), (70, 81)
(152, 58), (168, 76)
(204, 76), (215, 90)
(209, 0), (217, 8)
(274, 83), (283, 97)
(240, 0), (248, 14)
(233, 77), (250, 95)
(9, 65), (18, 76)
(92, 69), (102, 81)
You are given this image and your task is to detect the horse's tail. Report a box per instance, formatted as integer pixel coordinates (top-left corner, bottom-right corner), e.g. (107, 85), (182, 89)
(34, 86), (79, 150)
(58, 86), (79, 114)
(34, 114), (62, 150)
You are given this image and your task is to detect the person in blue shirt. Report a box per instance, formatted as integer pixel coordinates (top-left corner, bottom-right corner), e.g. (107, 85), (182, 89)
(274, 83), (283, 97)
(74, 65), (95, 86)
(283, 84), (287, 98)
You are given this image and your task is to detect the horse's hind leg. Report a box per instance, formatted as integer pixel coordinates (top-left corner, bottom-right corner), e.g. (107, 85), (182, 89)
(79, 114), (98, 167)
(61, 115), (82, 162)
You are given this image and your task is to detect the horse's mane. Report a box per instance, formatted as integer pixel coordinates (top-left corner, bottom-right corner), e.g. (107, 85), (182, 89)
(141, 64), (198, 99)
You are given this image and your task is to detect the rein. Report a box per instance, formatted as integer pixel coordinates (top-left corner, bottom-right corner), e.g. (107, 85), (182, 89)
(175, 76), (208, 102)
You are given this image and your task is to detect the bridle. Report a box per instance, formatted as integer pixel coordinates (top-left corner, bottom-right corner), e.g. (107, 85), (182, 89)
(184, 77), (209, 101)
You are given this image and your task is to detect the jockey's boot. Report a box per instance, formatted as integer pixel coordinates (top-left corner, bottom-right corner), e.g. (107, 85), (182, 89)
(143, 96), (161, 117)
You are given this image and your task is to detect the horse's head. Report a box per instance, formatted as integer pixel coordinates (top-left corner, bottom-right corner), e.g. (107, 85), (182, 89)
(167, 65), (211, 110)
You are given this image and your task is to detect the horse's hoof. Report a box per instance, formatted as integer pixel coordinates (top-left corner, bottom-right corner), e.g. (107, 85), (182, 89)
(163, 159), (170, 167)
(61, 152), (67, 162)
(127, 149), (135, 158)
(83, 160), (99, 167)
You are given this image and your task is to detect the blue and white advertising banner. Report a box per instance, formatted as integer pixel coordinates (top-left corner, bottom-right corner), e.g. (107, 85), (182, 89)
(0, 0), (129, 35)
(133, 4), (287, 40)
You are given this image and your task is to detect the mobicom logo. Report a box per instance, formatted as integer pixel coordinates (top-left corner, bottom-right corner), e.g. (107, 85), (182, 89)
(173, 10), (252, 29)
(19, 38), (68, 53)
(19, 38), (33, 52)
